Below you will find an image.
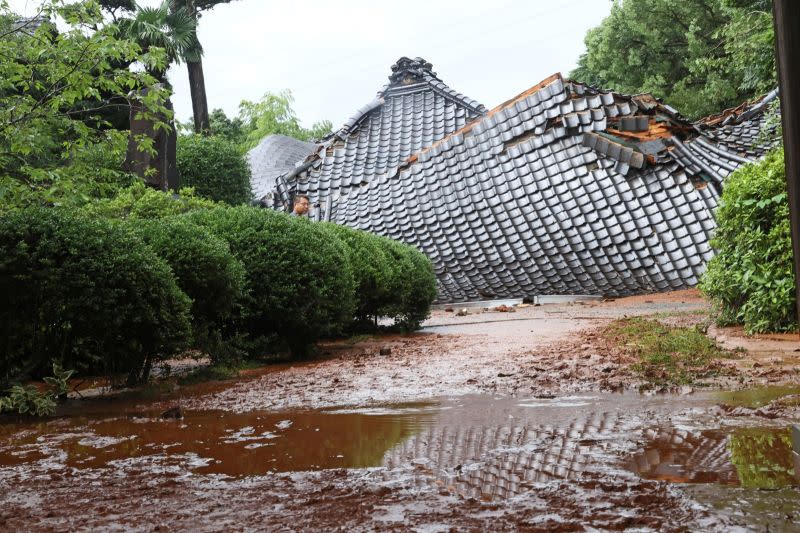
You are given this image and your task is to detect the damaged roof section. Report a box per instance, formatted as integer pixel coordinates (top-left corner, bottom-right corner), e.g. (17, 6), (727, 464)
(694, 88), (781, 158)
(248, 134), (317, 202)
(276, 57), (487, 205)
(322, 73), (776, 301)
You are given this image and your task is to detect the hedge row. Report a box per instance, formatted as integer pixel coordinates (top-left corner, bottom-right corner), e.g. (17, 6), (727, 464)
(185, 207), (357, 356)
(0, 203), (437, 386)
(0, 208), (191, 387)
(318, 222), (436, 328)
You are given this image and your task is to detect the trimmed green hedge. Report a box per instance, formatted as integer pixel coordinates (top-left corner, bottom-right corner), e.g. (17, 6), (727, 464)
(0, 208), (192, 387)
(186, 207), (356, 355)
(177, 135), (252, 205)
(379, 236), (438, 329)
(700, 148), (796, 333)
(317, 222), (437, 330)
(129, 217), (247, 353)
(82, 180), (218, 220)
(0, 202), (438, 387)
(318, 223), (392, 322)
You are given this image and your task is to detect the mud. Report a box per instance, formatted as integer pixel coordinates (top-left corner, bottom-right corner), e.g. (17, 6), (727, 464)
(2, 289), (800, 531)
(2, 389), (799, 531)
(177, 290), (798, 415)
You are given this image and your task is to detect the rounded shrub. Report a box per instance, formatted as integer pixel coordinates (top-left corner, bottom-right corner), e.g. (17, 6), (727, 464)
(318, 222), (392, 322)
(177, 134), (252, 205)
(377, 236), (438, 329)
(0, 208), (192, 387)
(185, 206), (356, 355)
(128, 216), (247, 352)
(700, 148), (796, 333)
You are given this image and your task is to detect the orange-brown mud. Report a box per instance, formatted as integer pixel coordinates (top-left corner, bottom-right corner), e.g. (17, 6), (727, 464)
(2, 289), (800, 531)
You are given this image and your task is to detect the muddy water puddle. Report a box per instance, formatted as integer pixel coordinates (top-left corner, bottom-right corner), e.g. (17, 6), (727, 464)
(1, 390), (798, 497)
(0, 404), (438, 476)
(0, 393), (667, 481)
(2, 389), (800, 531)
(714, 385), (800, 408)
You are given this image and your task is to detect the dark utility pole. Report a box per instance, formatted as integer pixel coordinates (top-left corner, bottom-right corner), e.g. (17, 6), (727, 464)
(773, 1), (800, 326)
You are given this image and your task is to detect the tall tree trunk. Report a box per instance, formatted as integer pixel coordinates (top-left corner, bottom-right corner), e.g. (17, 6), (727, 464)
(183, 0), (210, 135)
(188, 59), (210, 134)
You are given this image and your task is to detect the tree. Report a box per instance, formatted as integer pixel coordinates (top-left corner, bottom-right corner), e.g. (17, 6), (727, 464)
(97, 0), (136, 21)
(118, 1), (207, 190)
(571, 0), (775, 119)
(239, 90), (332, 151)
(208, 108), (245, 144)
(169, 0), (239, 135)
(700, 149), (795, 333)
(0, 0), (170, 209)
(119, 0), (201, 82)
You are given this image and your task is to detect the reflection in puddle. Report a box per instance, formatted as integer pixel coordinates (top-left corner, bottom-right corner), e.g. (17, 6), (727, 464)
(0, 393), (648, 495)
(2, 389), (798, 501)
(627, 426), (797, 489)
(714, 386), (800, 408)
(382, 395), (644, 501)
(730, 427), (796, 489)
(384, 421), (605, 500)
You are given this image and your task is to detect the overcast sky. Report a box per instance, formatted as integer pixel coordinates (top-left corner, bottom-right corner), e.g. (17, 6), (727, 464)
(12, 0), (613, 128)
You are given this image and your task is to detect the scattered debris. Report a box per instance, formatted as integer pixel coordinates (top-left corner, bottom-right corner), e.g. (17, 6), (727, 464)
(160, 406), (183, 419)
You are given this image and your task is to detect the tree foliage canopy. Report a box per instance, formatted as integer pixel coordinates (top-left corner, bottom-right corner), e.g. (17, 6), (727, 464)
(208, 108), (245, 144)
(199, 90), (332, 152)
(0, 0), (170, 209)
(571, 0), (775, 119)
(118, 0), (202, 77)
(237, 90), (332, 150)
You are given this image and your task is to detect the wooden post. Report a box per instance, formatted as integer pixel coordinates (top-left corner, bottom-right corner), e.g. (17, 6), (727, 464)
(773, 1), (800, 327)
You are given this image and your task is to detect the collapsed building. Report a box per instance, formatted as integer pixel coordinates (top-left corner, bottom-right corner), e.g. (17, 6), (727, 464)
(249, 57), (779, 301)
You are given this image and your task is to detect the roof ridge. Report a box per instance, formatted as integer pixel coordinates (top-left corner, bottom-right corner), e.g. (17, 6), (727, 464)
(401, 73), (564, 168)
(329, 56), (486, 140)
(380, 57), (486, 113)
(387, 56), (436, 85)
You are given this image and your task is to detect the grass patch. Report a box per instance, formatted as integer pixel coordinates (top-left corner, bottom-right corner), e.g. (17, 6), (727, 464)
(603, 317), (735, 386)
(648, 310), (707, 319)
(714, 385), (800, 408)
(177, 360), (264, 386)
(343, 334), (373, 345)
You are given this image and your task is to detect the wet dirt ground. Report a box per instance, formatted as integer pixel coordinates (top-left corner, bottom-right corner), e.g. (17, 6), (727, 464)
(2, 289), (800, 531)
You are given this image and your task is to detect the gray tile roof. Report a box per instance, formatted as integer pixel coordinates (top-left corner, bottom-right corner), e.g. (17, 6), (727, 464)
(280, 57), (486, 204)
(274, 62), (777, 301)
(248, 134), (317, 202)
